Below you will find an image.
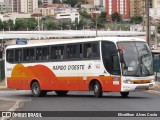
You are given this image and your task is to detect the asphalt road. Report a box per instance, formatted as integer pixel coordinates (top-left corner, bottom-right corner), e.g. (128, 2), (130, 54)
(0, 90), (160, 120)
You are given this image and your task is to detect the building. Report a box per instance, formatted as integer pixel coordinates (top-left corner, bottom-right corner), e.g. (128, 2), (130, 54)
(106, 0), (130, 20)
(0, 0), (13, 13)
(1, 12), (31, 23)
(152, 0), (160, 8)
(94, 0), (106, 8)
(41, 0), (53, 6)
(87, 0), (94, 5)
(34, 4), (80, 23)
(130, 0), (145, 18)
(13, 0), (38, 14)
(150, 0), (160, 20)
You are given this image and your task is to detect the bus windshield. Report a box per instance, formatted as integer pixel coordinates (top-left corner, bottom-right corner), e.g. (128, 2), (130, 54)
(117, 41), (154, 77)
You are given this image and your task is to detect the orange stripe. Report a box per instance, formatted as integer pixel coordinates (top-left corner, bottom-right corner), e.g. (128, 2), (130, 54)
(7, 64), (121, 92)
(7, 76), (121, 92)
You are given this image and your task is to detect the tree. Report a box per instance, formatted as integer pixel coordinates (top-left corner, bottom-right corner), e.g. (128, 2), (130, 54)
(79, 10), (91, 19)
(7, 19), (14, 30)
(0, 19), (3, 30)
(111, 12), (122, 22)
(63, 0), (78, 7)
(14, 18), (28, 30)
(130, 16), (143, 24)
(26, 18), (38, 30)
(99, 11), (107, 20)
(98, 11), (107, 24)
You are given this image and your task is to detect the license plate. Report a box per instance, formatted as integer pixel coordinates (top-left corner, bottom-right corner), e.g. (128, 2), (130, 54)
(149, 84), (153, 87)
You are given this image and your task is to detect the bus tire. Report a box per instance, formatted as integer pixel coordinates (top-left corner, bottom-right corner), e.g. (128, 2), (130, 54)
(31, 81), (46, 97)
(94, 81), (103, 98)
(55, 90), (68, 96)
(120, 92), (129, 98)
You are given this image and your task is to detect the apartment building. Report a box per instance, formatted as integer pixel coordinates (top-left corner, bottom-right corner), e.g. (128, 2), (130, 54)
(0, 0), (13, 13)
(130, 0), (145, 17)
(106, 0), (130, 19)
(13, 0), (38, 13)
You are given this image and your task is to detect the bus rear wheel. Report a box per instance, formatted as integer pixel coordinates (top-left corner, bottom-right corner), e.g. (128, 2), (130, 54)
(120, 92), (129, 98)
(31, 81), (47, 97)
(94, 81), (103, 98)
(55, 90), (68, 96)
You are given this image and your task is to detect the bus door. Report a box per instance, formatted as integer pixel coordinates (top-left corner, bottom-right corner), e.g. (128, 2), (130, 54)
(102, 41), (121, 92)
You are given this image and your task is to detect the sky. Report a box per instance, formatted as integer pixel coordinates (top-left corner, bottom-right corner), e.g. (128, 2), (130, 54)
(0, 0), (4, 2)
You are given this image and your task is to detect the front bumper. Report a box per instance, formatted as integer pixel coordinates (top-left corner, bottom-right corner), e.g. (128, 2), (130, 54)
(121, 82), (155, 92)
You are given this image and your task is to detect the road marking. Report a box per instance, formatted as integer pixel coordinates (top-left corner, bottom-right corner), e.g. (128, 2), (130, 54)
(147, 90), (160, 95)
(0, 101), (20, 120)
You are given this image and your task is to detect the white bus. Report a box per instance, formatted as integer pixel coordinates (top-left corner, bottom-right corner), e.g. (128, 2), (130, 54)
(5, 37), (155, 97)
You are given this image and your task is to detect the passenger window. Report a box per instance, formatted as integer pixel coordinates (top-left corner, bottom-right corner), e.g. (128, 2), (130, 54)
(51, 45), (65, 60)
(36, 47), (42, 61)
(23, 48), (35, 61)
(66, 44), (80, 59)
(35, 47), (49, 61)
(92, 42), (100, 58)
(84, 43), (92, 58)
(15, 49), (22, 62)
(42, 47), (49, 61)
(83, 42), (100, 59)
(7, 50), (14, 63)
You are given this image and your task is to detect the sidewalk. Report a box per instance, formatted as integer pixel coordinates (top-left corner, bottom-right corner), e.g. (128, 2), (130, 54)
(0, 80), (6, 90)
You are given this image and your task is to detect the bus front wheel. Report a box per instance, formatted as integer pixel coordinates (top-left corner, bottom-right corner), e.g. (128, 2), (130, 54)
(31, 82), (47, 97)
(55, 90), (68, 96)
(120, 92), (129, 98)
(94, 81), (103, 98)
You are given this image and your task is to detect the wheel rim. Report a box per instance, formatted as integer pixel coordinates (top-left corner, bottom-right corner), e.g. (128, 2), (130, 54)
(33, 85), (39, 94)
(94, 84), (98, 93)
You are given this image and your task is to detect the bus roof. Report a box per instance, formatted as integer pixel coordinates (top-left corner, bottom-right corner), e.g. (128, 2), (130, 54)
(6, 37), (146, 49)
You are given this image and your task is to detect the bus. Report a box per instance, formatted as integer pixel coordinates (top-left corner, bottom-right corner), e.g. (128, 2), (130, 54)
(5, 37), (155, 98)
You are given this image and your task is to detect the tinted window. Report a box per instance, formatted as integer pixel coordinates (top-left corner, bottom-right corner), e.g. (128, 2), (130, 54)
(51, 45), (65, 60)
(23, 48), (35, 61)
(42, 47), (49, 61)
(83, 42), (100, 59)
(6, 50), (14, 63)
(15, 49), (22, 62)
(36, 47), (42, 61)
(66, 44), (80, 59)
(35, 47), (49, 61)
(102, 41), (120, 75)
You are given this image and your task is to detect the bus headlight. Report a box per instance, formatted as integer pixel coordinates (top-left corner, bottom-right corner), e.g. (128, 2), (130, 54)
(123, 80), (134, 84)
(150, 80), (155, 83)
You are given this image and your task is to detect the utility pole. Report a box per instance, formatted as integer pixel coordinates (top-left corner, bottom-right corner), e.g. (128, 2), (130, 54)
(146, 0), (151, 47)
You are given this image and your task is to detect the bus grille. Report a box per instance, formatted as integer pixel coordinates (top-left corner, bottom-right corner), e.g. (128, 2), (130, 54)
(135, 86), (149, 91)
